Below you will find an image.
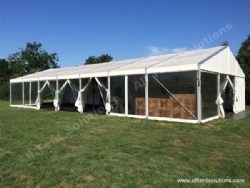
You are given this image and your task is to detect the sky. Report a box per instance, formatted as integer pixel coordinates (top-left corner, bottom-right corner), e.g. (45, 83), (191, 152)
(0, 0), (250, 67)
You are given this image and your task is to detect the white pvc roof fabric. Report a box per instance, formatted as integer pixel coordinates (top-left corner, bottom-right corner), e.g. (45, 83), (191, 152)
(10, 46), (245, 83)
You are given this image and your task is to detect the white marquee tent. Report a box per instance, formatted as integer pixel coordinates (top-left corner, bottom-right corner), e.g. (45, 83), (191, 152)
(10, 46), (245, 123)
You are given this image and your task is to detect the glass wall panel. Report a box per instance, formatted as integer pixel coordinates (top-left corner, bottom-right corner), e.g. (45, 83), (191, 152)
(128, 75), (145, 115)
(31, 82), (38, 106)
(24, 82), (30, 106)
(201, 72), (218, 119)
(11, 82), (23, 105)
(81, 78), (91, 106)
(148, 72), (197, 119)
(58, 80), (66, 105)
(96, 77), (108, 107)
(110, 76), (125, 114)
(86, 77), (107, 106)
(68, 79), (79, 103)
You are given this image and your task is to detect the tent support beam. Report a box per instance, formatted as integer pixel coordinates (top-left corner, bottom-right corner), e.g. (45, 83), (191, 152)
(37, 80), (40, 109)
(29, 82), (31, 107)
(217, 74), (220, 116)
(79, 75), (82, 107)
(125, 75), (128, 116)
(56, 77), (59, 111)
(197, 67), (202, 123)
(108, 75), (111, 114)
(145, 73), (148, 118)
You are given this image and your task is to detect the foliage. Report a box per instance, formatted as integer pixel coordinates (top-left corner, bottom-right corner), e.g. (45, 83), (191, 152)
(0, 100), (249, 187)
(8, 42), (59, 74)
(0, 59), (11, 100)
(0, 42), (59, 100)
(221, 40), (229, 46)
(84, 54), (113, 65)
(236, 35), (250, 104)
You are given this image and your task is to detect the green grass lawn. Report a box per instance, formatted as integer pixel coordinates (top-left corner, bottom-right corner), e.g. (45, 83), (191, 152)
(0, 100), (249, 188)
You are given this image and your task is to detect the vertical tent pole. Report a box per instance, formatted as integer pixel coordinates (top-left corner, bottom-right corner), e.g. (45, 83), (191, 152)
(56, 77), (59, 111)
(217, 74), (220, 116)
(145, 72), (148, 118)
(108, 75), (111, 112)
(92, 79), (95, 111)
(234, 77), (237, 113)
(79, 74), (82, 110)
(29, 82), (31, 107)
(227, 47), (230, 74)
(37, 79), (40, 109)
(197, 67), (202, 123)
(125, 75), (128, 116)
(22, 79), (24, 106)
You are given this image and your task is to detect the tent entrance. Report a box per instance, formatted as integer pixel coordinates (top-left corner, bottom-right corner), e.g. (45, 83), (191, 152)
(84, 78), (105, 113)
(216, 75), (236, 118)
(58, 83), (78, 112)
(83, 77), (109, 114)
(36, 81), (56, 110)
(222, 85), (234, 112)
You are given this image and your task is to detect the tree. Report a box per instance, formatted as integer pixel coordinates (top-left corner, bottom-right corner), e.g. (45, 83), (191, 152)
(0, 58), (10, 76)
(221, 40), (229, 46)
(0, 58), (11, 100)
(8, 42), (59, 75)
(8, 52), (26, 77)
(84, 56), (97, 65)
(84, 54), (113, 65)
(236, 35), (250, 104)
(0, 42), (60, 100)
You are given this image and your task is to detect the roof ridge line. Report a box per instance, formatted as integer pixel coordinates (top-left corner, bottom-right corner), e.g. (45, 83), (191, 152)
(107, 56), (149, 74)
(145, 52), (185, 73)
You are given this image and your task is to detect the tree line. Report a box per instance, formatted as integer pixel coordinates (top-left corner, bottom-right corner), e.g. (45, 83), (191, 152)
(0, 36), (250, 104)
(0, 42), (113, 100)
(0, 42), (60, 100)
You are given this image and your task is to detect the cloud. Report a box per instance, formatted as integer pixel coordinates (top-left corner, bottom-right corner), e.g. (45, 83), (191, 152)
(171, 47), (187, 53)
(147, 46), (169, 56)
(146, 46), (188, 56)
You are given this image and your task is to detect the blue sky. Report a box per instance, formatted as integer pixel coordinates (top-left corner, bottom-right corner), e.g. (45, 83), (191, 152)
(0, 0), (249, 67)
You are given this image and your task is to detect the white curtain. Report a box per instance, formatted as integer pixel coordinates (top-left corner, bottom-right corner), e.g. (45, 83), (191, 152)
(95, 78), (111, 115)
(35, 77), (111, 114)
(54, 80), (70, 111)
(75, 78), (92, 113)
(36, 79), (91, 112)
(216, 75), (237, 118)
(227, 77), (237, 113)
(68, 80), (79, 102)
(35, 81), (56, 109)
(75, 77), (111, 114)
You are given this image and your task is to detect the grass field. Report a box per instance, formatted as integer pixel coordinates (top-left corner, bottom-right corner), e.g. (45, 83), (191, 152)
(0, 100), (249, 187)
